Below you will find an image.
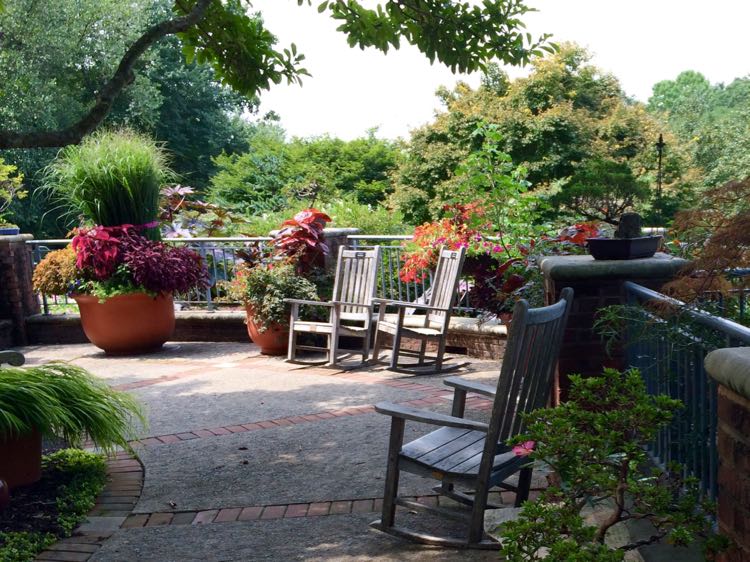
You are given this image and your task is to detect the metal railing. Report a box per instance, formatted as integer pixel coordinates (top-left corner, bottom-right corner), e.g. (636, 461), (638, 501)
(27, 233), (492, 316)
(623, 281), (750, 500)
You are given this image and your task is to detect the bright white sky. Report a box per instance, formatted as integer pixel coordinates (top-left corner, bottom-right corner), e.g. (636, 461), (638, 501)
(251, 0), (750, 141)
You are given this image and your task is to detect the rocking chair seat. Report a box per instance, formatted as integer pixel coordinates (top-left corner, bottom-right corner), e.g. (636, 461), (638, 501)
(376, 320), (442, 338)
(290, 321), (368, 336)
(400, 426), (525, 481)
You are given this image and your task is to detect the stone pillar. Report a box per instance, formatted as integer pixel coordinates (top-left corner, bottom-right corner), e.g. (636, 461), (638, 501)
(539, 253), (687, 403)
(705, 348), (750, 562)
(0, 234), (40, 347)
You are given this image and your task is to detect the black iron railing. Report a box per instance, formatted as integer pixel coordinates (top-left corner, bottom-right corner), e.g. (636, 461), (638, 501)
(623, 281), (750, 500)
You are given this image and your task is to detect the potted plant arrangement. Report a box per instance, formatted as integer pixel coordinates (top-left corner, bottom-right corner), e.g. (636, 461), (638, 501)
(224, 209), (330, 354)
(0, 362), (144, 490)
(0, 158), (26, 235)
(37, 130), (209, 354)
(33, 225), (208, 354)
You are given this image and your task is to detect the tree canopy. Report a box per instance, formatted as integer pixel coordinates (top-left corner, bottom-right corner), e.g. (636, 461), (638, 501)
(391, 44), (696, 225)
(0, 0), (552, 150)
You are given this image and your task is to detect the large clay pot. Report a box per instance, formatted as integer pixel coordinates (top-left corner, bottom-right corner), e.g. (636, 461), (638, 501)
(74, 293), (175, 355)
(0, 429), (42, 490)
(245, 306), (288, 355)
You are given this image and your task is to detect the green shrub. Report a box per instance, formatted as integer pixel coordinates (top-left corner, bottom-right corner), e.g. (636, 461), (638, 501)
(0, 363), (145, 452)
(46, 130), (172, 239)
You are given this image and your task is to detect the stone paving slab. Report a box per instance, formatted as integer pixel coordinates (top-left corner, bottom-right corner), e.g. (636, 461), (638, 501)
(89, 513), (501, 561)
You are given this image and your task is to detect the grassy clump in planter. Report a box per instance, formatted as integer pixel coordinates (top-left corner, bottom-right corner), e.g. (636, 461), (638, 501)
(0, 449), (108, 562)
(46, 129), (172, 239)
(0, 363), (145, 452)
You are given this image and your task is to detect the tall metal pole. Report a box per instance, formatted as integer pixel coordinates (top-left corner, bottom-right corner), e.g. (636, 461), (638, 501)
(656, 134), (665, 198)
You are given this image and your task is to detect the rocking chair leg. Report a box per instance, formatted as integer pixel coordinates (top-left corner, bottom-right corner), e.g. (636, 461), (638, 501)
(390, 330), (402, 370)
(515, 466), (533, 507)
(381, 417), (405, 528)
(418, 340), (428, 365)
(328, 333), (340, 367)
(435, 339), (446, 372)
(372, 328), (384, 362)
(287, 329), (297, 362)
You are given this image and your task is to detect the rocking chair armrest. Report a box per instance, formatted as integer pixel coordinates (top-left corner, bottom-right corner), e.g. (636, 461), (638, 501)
(284, 299), (331, 307)
(331, 300), (373, 309)
(371, 299), (451, 313)
(443, 377), (497, 398)
(375, 402), (489, 432)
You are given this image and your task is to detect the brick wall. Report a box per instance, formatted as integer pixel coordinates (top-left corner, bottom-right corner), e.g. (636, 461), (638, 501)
(717, 385), (750, 561)
(540, 254), (688, 404)
(0, 234), (40, 347)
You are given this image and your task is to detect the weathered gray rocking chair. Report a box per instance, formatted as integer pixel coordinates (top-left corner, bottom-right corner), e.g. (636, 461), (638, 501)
(371, 287), (573, 549)
(286, 246), (380, 367)
(371, 247), (466, 374)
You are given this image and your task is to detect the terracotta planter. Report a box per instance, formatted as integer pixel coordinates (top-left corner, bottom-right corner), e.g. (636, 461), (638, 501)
(245, 306), (288, 355)
(0, 429), (42, 490)
(74, 293), (175, 355)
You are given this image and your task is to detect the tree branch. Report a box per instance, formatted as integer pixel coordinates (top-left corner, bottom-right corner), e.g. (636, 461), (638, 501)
(0, 0), (214, 150)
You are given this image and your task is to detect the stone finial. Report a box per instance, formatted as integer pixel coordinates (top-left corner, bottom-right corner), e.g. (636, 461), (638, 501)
(614, 212), (642, 239)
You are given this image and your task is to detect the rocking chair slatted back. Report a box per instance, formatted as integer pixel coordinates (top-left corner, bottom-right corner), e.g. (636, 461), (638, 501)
(425, 247), (466, 326)
(332, 247), (381, 322)
(490, 286), (573, 444)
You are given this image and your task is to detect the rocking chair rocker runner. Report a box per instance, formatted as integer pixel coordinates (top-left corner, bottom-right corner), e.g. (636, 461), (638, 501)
(286, 246), (380, 367)
(372, 247), (467, 374)
(371, 287), (574, 549)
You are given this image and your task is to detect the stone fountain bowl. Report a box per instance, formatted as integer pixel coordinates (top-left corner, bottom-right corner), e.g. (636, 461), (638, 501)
(586, 235), (663, 261)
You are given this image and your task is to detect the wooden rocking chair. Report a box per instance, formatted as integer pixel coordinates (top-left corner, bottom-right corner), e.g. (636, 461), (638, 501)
(370, 287), (573, 548)
(371, 247), (466, 374)
(286, 246), (380, 367)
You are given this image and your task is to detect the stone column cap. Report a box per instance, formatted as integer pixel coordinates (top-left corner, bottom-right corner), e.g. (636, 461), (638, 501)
(539, 253), (689, 281)
(0, 233), (34, 243)
(705, 347), (750, 400)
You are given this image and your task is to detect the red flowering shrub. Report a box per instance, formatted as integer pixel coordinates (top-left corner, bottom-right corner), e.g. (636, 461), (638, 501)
(273, 208), (331, 274)
(400, 202), (490, 283)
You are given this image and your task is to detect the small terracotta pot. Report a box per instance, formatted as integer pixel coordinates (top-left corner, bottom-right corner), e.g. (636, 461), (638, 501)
(245, 306), (289, 355)
(74, 293), (175, 355)
(0, 429), (42, 490)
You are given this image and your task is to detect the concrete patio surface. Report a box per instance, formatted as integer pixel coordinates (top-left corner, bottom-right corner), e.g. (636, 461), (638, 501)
(19, 341), (531, 561)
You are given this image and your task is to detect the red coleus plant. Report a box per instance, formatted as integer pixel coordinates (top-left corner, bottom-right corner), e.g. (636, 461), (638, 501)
(273, 208), (332, 274)
(71, 224), (143, 280)
(70, 224), (208, 295)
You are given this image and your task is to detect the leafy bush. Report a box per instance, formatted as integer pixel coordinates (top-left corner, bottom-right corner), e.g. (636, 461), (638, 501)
(0, 363), (145, 452)
(225, 262), (318, 331)
(32, 248), (77, 296)
(500, 368), (726, 560)
(46, 130), (172, 239)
